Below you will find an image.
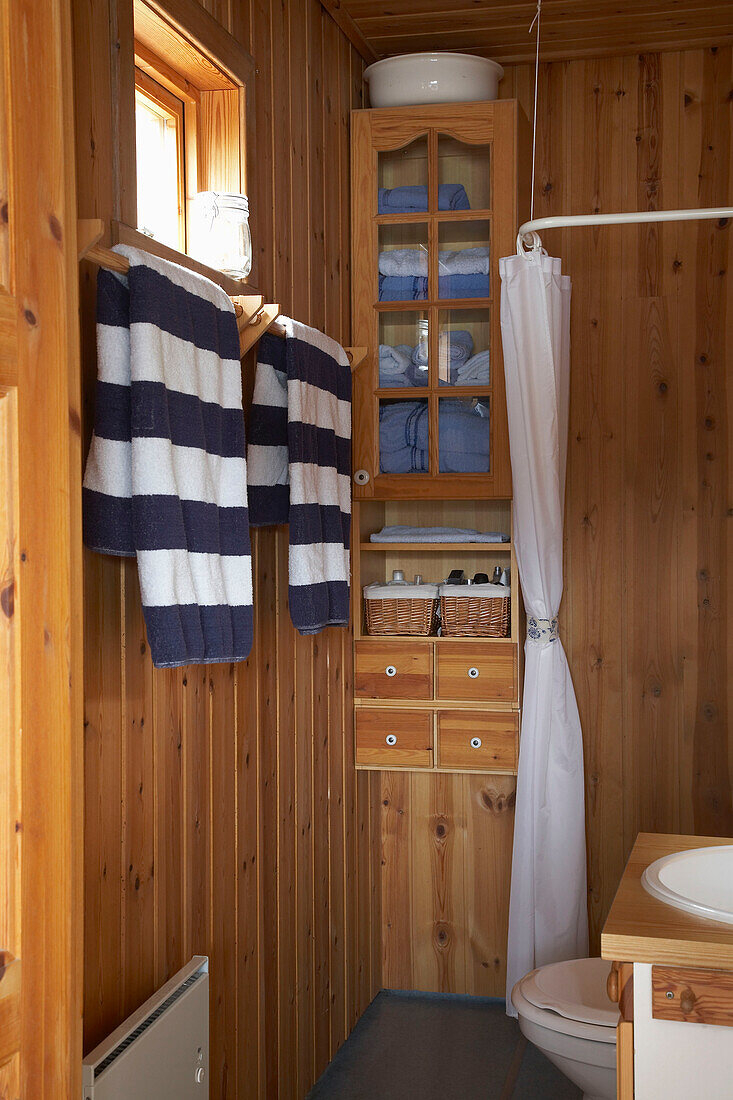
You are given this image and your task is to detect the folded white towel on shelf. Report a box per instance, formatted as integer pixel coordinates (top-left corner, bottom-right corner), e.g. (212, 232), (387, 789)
(378, 247), (429, 277)
(454, 349), (491, 385)
(378, 246), (491, 278)
(438, 247), (491, 276)
(370, 525), (509, 543)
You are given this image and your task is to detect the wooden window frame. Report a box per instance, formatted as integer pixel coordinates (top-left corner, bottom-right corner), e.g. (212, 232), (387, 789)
(127, 0), (255, 284)
(134, 67), (188, 251)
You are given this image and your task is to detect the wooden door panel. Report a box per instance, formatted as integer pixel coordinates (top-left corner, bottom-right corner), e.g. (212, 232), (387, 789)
(1, 0), (83, 1095)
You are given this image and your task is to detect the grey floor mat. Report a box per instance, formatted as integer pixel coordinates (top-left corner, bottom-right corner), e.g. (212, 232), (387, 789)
(307, 990), (582, 1099)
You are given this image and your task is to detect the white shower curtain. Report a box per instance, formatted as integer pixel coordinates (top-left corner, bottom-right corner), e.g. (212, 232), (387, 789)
(499, 245), (588, 1016)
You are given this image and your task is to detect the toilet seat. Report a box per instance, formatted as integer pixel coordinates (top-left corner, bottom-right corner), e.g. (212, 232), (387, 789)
(513, 957), (619, 1043)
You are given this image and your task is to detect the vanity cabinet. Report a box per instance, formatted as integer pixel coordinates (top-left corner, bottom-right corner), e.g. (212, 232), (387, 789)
(603, 833), (733, 1100)
(350, 100), (529, 776)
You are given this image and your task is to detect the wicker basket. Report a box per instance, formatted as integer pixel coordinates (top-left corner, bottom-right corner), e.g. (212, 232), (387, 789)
(364, 585), (439, 636)
(440, 587), (510, 638)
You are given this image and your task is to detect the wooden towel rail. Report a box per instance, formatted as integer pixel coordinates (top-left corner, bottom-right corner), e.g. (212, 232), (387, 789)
(77, 219), (366, 369)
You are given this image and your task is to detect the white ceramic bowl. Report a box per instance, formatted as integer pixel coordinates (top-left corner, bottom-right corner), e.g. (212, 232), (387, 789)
(364, 52), (504, 109)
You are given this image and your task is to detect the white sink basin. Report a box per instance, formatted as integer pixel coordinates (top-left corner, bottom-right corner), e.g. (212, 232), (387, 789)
(642, 846), (733, 924)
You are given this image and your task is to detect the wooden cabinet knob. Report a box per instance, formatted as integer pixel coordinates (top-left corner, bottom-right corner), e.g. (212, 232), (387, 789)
(607, 964), (620, 1003)
(680, 988), (697, 1016)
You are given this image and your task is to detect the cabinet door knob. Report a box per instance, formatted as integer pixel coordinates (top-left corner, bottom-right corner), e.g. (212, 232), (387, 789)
(470, 737), (482, 749)
(385, 734), (397, 746)
(353, 469), (370, 485)
(468, 666), (480, 679)
(385, 665), (397, 677)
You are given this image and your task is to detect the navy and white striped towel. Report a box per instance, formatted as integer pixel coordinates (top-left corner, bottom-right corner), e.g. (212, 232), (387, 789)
(248, 318), (351, 634)
(82, 245), (253, 668)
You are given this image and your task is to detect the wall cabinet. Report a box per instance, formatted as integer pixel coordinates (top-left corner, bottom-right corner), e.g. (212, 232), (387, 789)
(350, 100), (529, 776)
(350, 100), (529, 500)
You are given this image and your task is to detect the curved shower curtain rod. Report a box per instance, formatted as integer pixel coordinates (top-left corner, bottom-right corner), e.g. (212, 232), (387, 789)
(518, 206), (733, 248)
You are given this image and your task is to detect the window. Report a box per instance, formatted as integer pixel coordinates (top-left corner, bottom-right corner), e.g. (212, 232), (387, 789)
(134, 71), (186, 251)
(130, 0), (255, 280)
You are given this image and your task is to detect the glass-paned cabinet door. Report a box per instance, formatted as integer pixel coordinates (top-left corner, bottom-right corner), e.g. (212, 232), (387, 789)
(378, 223), (429, 302)
(351, 101), (523, 498)
(377, 135), (429, 214)
(437, 133), (491, 211)
(379, 398), (430, 474)
(378, 311), (429, 388)
(436, 309), (490, 387)
(438, 396), (491, 473)
(437, 220), (491, 300)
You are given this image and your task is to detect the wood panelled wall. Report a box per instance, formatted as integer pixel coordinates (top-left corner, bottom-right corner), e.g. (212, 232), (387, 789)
(73, 2), (380, 1098)
(381, 44), (732, 995)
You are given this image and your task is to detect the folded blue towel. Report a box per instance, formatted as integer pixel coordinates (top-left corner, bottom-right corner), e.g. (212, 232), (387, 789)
(83, 246), (253, 668)
(379, 274), (490, 301)
(438, 274), (491, 299)
(379, 399), (490, 474)
(378, 275), (428, 302)
(438, 400), (491, 472)
(378, 183), (470, 214)
(379, 401), (429, 472)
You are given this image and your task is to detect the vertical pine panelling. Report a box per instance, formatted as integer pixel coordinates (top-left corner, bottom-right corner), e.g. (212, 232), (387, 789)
(507, 48), (732, 953)
(77, 2), (379, 1097)
(383, 46), (731, 993)
(565, 56), (630, 948)
(121, 560), (155, 1020)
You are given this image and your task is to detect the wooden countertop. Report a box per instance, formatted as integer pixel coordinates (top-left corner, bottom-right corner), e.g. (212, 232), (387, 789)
(601, 832), (733, 969)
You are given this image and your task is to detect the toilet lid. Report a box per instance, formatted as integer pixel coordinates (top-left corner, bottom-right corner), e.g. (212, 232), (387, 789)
(520, 957), (620, 1028)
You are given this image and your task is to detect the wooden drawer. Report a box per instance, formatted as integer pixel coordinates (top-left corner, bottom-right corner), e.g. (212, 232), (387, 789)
(652, 965), (733, 1027)
(437, 711), (518, 772)
(436, 642), (517, 703)
(355, 641), (432, 700)
(355, 708), (433, 768)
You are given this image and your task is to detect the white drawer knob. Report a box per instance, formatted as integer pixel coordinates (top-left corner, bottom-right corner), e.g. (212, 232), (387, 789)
(470, 737), (482, 749)
(385, 734), (397, 746)
(385, 665), (397, 677)
(468, 666), (480, 679)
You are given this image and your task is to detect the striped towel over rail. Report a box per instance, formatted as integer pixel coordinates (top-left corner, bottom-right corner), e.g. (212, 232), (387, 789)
(248, 319), (351, 634)
(82, 245), (253, 668)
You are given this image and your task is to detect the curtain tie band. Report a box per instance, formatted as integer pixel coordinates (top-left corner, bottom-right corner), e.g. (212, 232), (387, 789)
(527, 616), (558, 643)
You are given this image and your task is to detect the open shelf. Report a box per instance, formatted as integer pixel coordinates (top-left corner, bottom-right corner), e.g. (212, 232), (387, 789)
(360, 541), (512, 552)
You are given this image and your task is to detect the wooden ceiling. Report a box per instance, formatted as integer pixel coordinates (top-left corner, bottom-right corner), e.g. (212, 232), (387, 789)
(337, 0), (733, 64)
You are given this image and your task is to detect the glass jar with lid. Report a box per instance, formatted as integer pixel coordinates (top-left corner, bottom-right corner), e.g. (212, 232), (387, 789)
(190, 191), (252, 279)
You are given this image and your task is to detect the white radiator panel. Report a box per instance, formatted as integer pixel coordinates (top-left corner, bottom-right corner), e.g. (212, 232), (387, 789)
(82, 957), (209, 1100)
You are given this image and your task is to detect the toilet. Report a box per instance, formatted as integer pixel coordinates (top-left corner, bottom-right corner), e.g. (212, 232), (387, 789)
(511, 957), (619, 1100)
